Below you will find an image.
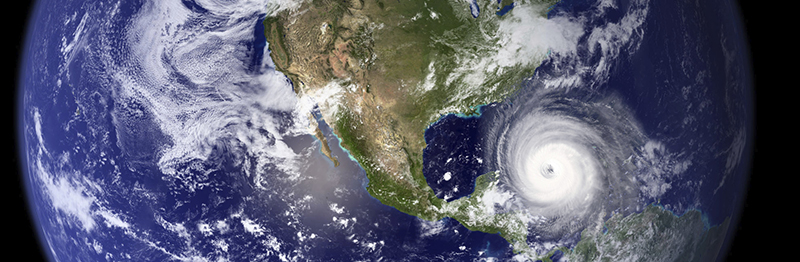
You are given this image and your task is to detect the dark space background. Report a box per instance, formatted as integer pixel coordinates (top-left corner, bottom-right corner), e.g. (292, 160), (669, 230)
(9, 1), (47, 261)
(5, 0), (769, 261)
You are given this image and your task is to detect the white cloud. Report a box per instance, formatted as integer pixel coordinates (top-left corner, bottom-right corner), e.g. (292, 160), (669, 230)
(496, 5), (583, 68)
(241, 218), (265, 236)
(105, 0), (309, 183)
(98, 210), (130, 229)
(418, 219), (446, 238)
(45, 174), (96, 231)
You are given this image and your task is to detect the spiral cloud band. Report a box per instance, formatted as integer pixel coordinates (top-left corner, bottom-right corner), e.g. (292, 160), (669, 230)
(513, 117), (601, 209)
(490, 88), (645, 236)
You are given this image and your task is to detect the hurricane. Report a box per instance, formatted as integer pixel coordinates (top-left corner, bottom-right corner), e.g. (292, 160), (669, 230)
(489, 87), (645, 237)
(485, 0), (653, 240)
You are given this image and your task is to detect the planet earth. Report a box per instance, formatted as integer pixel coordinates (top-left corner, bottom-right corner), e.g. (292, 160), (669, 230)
(17, 0), (754, 261)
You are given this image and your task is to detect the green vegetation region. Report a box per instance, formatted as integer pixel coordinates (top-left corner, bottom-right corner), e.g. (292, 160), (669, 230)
(264, 0), (561, 255)
(554, 205), (730, 262)
(261, 0), (729, 258)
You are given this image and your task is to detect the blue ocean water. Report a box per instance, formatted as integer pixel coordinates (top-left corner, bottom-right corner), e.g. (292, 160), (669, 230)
(296, 112), (517, 260)
(423, 113), (488, 201)
(422, 0), (753, 240)
(250, 15), (268, 72)
(600, 0), (752, 227)
(181, 0), (209, 13)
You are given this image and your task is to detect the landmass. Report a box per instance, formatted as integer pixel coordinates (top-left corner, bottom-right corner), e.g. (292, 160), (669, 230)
(264, 0), (555, 253)
(557, 205), (730, 262)
(263, 0), (730, 259)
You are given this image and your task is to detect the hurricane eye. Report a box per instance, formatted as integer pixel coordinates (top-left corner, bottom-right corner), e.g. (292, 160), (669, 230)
(541, 163), (555, 178)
